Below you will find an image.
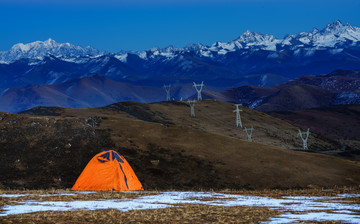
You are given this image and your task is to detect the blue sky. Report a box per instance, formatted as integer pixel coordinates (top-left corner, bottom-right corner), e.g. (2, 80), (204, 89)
(0, 0), (359, 52)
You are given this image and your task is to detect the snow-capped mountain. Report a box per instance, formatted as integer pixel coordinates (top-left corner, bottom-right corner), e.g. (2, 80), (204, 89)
(0, 20), (359, 92)
(0, 38), (103, 63)
(279, 20), (360, 56)
(189, 20), (360, 56)
(130, 20), (360, 59)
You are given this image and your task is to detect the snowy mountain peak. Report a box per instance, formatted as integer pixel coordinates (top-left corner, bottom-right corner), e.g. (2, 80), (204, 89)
(44, 38), (56, 45)
(242, 30), (253, 36)
(231, 31), (279, 51)
(311, 28), (319, 34)
(324, 20), (344, 32)
(0, 39), (104, 63)
(141, 20), (360, 58)
(236, 30), (272, 43)
(319, 20), (360, 36)
(1, 21), (360, 64)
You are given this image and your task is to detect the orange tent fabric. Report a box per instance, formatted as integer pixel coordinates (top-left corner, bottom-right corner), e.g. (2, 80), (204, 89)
(72, 150), (143, 191)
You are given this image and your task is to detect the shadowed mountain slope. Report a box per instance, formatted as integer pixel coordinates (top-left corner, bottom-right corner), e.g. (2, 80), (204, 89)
(0, 75), (164, 113)
(256, 84), (336, 112)
(204, 69), (360, 112)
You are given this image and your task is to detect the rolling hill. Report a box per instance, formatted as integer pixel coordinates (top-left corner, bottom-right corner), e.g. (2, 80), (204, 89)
(1, 100), (359, 190)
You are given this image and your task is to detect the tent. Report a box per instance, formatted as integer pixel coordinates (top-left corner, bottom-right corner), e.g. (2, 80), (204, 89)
(72, 149), (143, 191)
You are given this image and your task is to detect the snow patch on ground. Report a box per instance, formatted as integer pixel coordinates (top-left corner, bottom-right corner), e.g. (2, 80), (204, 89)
(1, 192), (359, 223)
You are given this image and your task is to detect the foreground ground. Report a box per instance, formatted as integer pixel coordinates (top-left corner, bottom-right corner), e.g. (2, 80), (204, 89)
(0, 189), (359, 223)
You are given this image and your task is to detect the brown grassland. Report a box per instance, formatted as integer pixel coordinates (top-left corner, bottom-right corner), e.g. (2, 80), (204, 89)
(1, 100), (360, 190)
(0, 205), (283, 224)
(1, 188), (359, 224)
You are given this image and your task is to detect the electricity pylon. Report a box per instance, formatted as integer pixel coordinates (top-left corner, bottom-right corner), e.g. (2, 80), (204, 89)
(187, 100), (196, 117)
(163, 84), (171, 101)
(233, 104), (243, 128)
(298, 128), (310, 150)
(193, 81), (204, 101)
(244, 126), (254, 142)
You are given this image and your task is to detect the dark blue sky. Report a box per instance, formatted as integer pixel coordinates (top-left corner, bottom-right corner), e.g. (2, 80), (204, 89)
(1, 0), (359, 52)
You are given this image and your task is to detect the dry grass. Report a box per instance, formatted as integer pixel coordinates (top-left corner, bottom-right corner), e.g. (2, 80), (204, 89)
(0, 205), (282, 224)
(1, 189), (360, 224)
(0, 189), (157, 206)
(217, 187), (360, 198)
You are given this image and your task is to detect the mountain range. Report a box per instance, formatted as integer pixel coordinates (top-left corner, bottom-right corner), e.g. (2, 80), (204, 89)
(0, 20), (359, 112)
(1, 20), (360, 88)
(0, 69), (358, 113)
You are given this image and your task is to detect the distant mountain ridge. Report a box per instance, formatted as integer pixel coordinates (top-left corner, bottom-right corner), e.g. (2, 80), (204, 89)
(0, 20), (359, 92)
(2, 20), (358, 63)
(0, 69), (358, 113)
(213, 69), (360, 112)
(0, 38), (103, 63)
(0, 20), (359, 113)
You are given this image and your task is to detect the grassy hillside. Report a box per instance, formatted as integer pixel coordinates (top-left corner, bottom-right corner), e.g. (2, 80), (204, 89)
(102, 100), (341, 151)
(269, 104), (360, 160)
(1, 100), (359, 190)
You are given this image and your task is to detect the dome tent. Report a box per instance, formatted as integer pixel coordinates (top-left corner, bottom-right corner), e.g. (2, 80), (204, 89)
(72, 150), (143, 191)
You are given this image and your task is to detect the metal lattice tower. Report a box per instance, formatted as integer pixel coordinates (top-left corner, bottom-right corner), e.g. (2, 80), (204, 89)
(193, 81), (204, 101)
(298, 128), (310, 150)
(244, 126), (254, 142)
(233, 104), (243, 128)
(187, 100), (196, 117)
(163, 84), (171, 101)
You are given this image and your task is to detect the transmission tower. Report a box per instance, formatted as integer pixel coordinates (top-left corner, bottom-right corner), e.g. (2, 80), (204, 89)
(187, 100), (196, 117)
(244, 126), (254, 142)
(193, 81), (204, 101)
(163, 84), (171, 101)
(298, 128), (310, 150)
(233, 104), (243, 128)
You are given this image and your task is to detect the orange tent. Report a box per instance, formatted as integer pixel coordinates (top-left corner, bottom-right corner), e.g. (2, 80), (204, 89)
(72, 150), (143, 191)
